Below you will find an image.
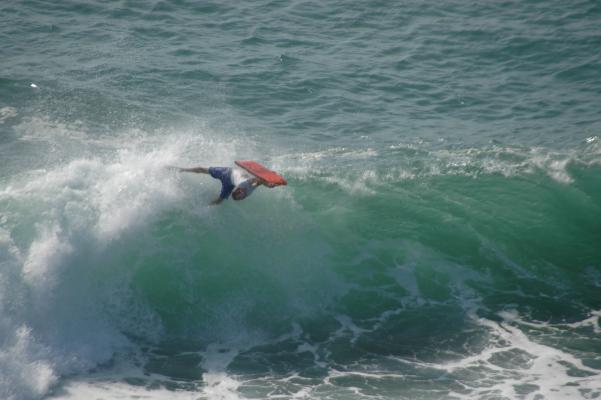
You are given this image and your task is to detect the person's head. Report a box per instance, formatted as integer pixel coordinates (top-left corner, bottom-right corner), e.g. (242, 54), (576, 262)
(232, 187), (247, 201)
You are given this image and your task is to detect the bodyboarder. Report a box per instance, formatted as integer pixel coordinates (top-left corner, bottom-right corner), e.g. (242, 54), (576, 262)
(172, 165), (275, 205)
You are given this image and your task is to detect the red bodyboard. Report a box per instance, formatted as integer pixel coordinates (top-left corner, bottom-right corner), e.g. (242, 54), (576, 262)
(235, 161), (287, 186)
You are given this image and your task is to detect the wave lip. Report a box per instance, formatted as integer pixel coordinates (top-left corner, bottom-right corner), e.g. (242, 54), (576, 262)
(0, 139), (190, 399)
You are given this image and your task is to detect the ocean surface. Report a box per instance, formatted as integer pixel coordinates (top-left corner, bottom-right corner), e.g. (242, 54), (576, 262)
(1, 1), (601, 399)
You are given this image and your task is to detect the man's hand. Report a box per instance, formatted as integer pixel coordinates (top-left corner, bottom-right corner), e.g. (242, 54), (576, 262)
(254, 178), (276, 188)
(210, 197), (224, 205)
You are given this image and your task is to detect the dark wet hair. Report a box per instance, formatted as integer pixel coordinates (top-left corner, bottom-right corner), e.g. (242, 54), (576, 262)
(232, 187), (247, 200)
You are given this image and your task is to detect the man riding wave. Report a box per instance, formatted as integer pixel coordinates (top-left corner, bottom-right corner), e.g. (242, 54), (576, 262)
(173, 165), (274, 205)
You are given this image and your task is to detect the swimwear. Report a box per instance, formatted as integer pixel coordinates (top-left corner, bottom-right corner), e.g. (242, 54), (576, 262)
(208, 167), (257, 200)
(208, 167), (235, 199)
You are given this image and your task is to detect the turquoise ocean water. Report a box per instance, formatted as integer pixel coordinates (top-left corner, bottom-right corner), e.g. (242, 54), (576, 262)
(1, 1), (600, 399)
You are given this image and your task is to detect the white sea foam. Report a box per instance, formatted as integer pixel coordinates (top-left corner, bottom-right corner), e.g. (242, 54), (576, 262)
(471, 314), (600, 399)
(14, 116), (88, 141)
(385, 310), (601, 400)
(49, 382), (202, 400)
(304, 308), (601, 400)
(201, 344), (243, 400)
(44, 307), (601, 400)
(0, 325), (57, 400)
(276, 143), (601, 193)
(291, 147), (378, 162)
(563, 310), (601, 334)
(333, 315), (371, 344)
(0, 106), (17, 124)
(0, 119), (264, 399)
(23, 224), (73, 291)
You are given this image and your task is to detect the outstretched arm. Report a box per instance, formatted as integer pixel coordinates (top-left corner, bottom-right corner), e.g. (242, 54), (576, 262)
(210, 197), (225, 205)
(173, 166), (210, 174)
